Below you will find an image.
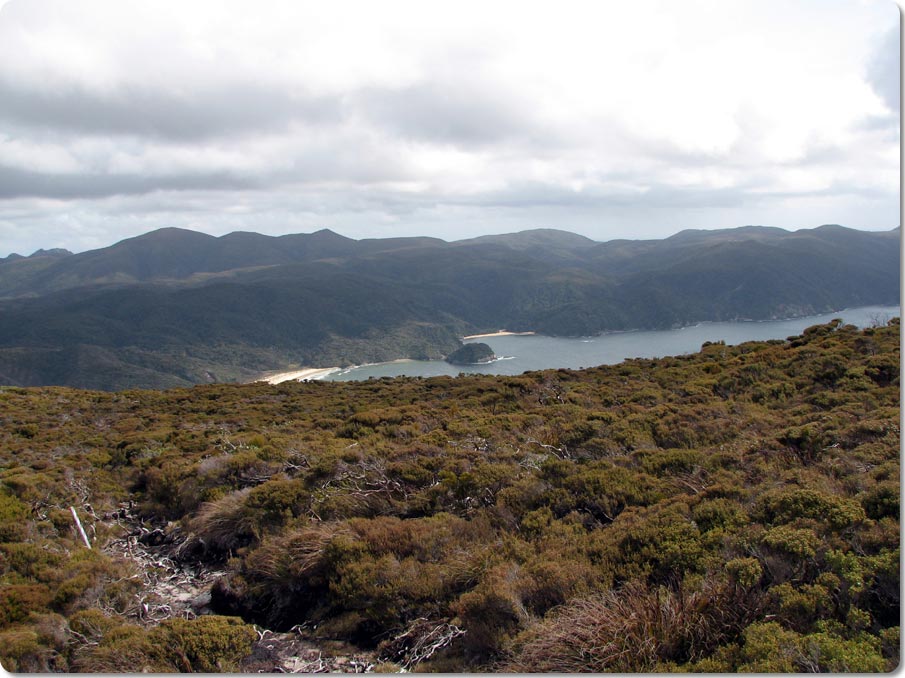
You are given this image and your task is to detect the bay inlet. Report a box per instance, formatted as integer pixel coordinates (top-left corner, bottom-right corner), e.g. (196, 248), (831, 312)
(324, 305), (899, 382)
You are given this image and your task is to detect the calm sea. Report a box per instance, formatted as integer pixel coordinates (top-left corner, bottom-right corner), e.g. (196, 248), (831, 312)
(324, 305), (900, 382)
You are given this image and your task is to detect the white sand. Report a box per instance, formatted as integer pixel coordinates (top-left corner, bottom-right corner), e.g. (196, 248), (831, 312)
(259, 367), (340, 384)
(462, 330), (536, 339)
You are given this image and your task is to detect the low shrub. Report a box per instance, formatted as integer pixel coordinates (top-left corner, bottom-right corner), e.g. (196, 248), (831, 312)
(504, 579), (760, 672)
(736, 622), (887, 672)
(0, 585), (53, 627)
(152, 615), (258, 672)
(186, 488), (258, 556)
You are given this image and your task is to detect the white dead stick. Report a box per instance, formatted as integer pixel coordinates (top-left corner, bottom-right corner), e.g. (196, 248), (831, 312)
(70, 506), (92, 549)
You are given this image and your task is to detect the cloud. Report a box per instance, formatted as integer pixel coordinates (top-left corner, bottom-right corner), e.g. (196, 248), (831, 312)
(0, 163), (255, 199)
(0, 0), (898, 256)
(0, 77), (343, 141)
(866, 26), (900, 115)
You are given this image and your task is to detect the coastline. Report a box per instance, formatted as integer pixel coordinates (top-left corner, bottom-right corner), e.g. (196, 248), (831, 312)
(259, 367), (340, 384)
(257, 306), (898, 385)
(463, 329), (536, 339)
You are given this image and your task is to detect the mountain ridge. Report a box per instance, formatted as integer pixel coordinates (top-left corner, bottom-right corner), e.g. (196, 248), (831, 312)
(0, 223), (898, 389)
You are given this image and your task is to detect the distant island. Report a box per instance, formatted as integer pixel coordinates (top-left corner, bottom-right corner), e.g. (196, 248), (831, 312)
(445, 343), (496, 365)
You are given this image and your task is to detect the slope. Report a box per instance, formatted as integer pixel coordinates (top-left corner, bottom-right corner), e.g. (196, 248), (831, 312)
(0, 224), (898, 389)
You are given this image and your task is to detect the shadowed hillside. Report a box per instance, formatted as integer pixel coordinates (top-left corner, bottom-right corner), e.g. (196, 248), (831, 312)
(0, 225), (898, 389)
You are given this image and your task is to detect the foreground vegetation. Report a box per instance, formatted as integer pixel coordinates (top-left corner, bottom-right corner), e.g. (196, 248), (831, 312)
(0, 319), (899, 671)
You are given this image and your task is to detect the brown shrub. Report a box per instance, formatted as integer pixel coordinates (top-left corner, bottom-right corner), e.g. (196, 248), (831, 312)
(453, 564), (528, 660)
(503, 579), (762, 672)
(235, 521), (352, 626)
(0, 584), (53, 627)
(186, 488), (258, 556)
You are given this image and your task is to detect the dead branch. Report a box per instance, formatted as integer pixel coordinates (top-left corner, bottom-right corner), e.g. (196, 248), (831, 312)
(525, 437), (570, 459)
(70, 506), (92, 549)
(381, 617), (466, 670)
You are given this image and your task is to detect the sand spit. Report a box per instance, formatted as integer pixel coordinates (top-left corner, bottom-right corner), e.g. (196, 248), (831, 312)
(462, 330), (536, 339)
(259, 367), (340, 384)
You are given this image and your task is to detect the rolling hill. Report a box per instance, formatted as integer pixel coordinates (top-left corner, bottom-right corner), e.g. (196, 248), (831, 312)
(0, 224), (898, 389)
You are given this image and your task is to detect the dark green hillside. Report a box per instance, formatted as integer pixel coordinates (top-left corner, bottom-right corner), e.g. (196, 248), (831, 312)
(0, 227), (448, 300)
(453, 228), (597, 262)
(0, 224), (898, 389)
(611, 235), (896, 328)
(0, 320), (898, 671)
(0, 270), (467, 389)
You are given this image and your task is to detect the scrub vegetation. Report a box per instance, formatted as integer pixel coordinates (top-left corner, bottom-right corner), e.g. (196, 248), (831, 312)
(0, 318), (899, 672)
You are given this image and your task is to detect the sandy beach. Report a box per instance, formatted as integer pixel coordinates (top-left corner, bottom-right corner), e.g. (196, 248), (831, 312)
(259, 367), (340, 384)
(463, 330), (536, 339)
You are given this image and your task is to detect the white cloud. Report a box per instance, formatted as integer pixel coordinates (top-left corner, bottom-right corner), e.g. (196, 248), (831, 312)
(0, 0), (898, 255)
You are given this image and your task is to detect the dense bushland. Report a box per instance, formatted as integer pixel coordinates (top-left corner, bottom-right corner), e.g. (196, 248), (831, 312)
(0, 319), (899, 671)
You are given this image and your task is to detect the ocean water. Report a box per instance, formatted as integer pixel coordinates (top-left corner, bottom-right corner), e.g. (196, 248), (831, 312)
(324, 305), (900, 382)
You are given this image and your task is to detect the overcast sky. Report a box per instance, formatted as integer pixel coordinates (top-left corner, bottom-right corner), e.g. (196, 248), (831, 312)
(0, 0), (899, 256)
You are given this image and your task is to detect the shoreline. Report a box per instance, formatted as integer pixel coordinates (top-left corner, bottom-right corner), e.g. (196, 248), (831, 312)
(258, 367), (340, 384)
(463, 329), (536, 339)
(257, 305), (897, 384)
(260, 358), (418, 385)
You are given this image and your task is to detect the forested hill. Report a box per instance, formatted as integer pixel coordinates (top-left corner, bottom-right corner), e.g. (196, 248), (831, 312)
(0, 224), (898, 390)
(0, 319), (899, 671)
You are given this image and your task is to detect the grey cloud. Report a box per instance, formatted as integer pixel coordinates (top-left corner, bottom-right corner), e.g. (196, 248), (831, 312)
(375, 174), (892, 216)
(353, 81), (536, 146)
(0, 78), (344, 141)
(0, 163), (256, 199)
(281, 144), (412, 185)
(291, 179), (757, 217)
(866, 26), (899, 114)
(490, 184), (753, 210)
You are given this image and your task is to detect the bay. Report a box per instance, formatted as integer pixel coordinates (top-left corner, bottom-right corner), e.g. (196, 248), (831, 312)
(325, 305), (900, 382)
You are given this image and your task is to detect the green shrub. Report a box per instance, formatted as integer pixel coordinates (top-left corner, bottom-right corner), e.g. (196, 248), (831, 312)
(151, 615), (257, 672)
(606, 503), (705, 583)
(725, 557), (763, 588)
(640, 448), (702, 476)
(797, 631), (885, 672)
(0, 491), (30, 541)
(736, 622), (801, 672)
(861, 481), (899, 520)
(761, 525), (820, 560)
(246, 478), (309, 524)
(0, 542), (63, 582)
(71, 624), (161, 673)
(769, 581), (835, 632)
(692, 498), (746, 533)
(755, 488), (865, 530)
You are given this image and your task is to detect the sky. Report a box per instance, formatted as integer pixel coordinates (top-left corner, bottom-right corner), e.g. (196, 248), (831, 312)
(0, 0), (899, 256)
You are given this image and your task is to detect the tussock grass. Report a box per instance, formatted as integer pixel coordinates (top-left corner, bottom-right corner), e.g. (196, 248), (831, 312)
(503, 580), (761, 672)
